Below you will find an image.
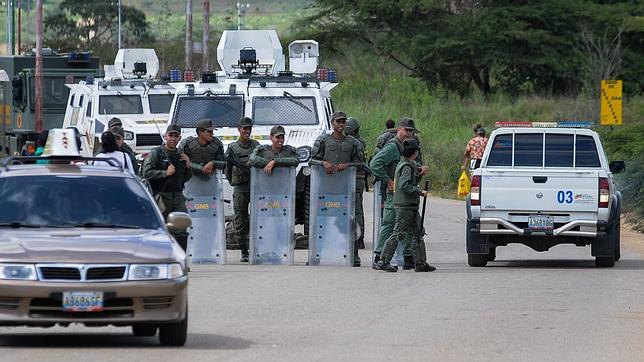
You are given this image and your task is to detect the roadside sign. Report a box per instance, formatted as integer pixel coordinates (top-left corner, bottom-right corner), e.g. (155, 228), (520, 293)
(600, 80), (622, 126)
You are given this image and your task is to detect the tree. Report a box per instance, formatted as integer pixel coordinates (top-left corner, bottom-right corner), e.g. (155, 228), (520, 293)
(44, 0), (154, 63)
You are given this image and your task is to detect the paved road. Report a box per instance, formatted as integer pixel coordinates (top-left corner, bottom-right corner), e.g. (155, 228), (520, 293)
(2, 194), (643, 361)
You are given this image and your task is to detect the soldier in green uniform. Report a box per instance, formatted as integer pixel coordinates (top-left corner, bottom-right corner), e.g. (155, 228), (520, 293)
(225, 117), (260, 262)
(179, 118), (225, 176)
(344, 117), (368, 250)
(310, 111), (364, 266)
(375, 138), (436, 272)
(142, 124), (193, 251)
(370, 117), (429, 269)
(250, 125), (299, 170)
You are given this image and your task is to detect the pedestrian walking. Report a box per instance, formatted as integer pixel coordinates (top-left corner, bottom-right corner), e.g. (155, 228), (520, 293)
(225, 117), (260, 262)
(374, 138), (436, 272)
(369, 117), (429, 269)
(142, 124), (193, 251)
(462, 124), (488, 172)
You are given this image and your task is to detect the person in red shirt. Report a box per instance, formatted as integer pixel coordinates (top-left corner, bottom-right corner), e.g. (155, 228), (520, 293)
(462, 124), (488, 171)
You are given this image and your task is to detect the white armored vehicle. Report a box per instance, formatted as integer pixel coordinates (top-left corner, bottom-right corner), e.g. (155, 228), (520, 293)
(63, 49), (175, 156)
(167, 30), (338, 231)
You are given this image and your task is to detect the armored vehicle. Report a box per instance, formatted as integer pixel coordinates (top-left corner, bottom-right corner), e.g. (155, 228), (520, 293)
(167, 30), (338, 237)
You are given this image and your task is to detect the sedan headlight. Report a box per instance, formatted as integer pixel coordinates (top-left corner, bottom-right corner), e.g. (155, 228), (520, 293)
(123, 130), (135, 141)
(0, 264), (37, 280)
(128, 263), (185, 280)
(296, 146), (312, 162)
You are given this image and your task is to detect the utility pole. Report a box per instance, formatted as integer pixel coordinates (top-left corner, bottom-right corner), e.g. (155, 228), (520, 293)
(237, 2), (249, 31)
(118, 0), (122, 49)
(6, 0), (14, 54)
(17, 1), (21, 54)
(185, 0), (193, 71)
(202, 0), (209, 71)
(35, 0), (43, 132)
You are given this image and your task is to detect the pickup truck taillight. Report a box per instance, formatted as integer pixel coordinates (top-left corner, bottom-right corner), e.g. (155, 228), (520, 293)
(599, 177), (610, 208)
(471, 175), (481, 206)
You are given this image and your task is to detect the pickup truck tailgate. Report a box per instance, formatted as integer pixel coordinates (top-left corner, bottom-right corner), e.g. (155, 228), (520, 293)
(480, 170), (599, 212)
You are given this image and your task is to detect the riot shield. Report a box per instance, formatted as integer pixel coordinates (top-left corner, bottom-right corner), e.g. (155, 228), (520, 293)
(249, 166), (296, 265)
(308, 165), (356, 266)
(372, 181), (403, 267)
(184, 170), (226, 264)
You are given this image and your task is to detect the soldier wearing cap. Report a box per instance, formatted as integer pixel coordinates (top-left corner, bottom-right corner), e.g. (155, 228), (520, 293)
(370, 117), (429, 269)
(142, 124), (193, 251)
(225, 117), (260, 262)
(179, 118), (225, 178)
(310, 111), (364, 266)
(250, 125), (299, 172)
(375, 138), (435, 272)
(343, 117), (369, 251)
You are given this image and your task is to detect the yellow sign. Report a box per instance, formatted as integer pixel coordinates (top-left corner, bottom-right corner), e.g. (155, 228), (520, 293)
(600, 80), (622, 125)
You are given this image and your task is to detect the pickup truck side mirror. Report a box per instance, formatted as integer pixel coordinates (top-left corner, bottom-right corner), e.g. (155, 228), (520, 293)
(609, 160), (625, 174)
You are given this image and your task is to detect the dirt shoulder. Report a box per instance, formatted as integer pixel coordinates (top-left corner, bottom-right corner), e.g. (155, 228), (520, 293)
(623, 225), (644, 255)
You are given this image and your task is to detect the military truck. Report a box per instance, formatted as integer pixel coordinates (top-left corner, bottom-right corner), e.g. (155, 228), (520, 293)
(0, 49), (101, 156)
(62, 49), (175, 157)
(167, 30), (338, 243)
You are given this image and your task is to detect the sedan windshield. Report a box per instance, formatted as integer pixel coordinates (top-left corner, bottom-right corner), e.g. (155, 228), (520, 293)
(0, 175), (162, 229)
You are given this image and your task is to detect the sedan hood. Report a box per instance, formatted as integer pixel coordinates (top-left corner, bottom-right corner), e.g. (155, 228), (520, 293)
(0, 229), (183, 264)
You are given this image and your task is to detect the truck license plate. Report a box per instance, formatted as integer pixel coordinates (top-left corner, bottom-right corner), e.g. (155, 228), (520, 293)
(62, 291), (104, 312)
(528, 215), (554, 230)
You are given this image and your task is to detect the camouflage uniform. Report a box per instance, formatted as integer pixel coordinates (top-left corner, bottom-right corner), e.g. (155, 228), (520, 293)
(250, 144), (299, 168)
(344, 117), (368, 250)
(310, 114), (364, 266)
(225, 134), (260, 260)
(179, 132), (225, 178)
(142, 143), (193, 251)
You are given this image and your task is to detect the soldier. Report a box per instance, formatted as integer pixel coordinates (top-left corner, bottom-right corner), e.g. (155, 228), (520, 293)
(370, 117), (429, 269)
(250, 125), (299, 171)
(375, 138), (436, 272)
(374, 119), (396, 155)
(142, 124), (193, 251)
(225, 117), (260, 263)
(344, 117), (368, 250)
(106, 117), (138, 172)
(310, 111), (364, 266)
(179, 118), (226, 178)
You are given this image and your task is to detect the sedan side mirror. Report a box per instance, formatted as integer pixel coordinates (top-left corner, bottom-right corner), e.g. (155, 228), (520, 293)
(609, 160), (625, 174)
(167, 212), (192, 231)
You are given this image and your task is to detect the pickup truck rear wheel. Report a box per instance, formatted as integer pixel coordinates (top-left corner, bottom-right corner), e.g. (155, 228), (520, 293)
(468, 253), (488, 267)
(487, 247), (496, 262)
(614, 214), (621, 262)
(595, 256), (615, 267)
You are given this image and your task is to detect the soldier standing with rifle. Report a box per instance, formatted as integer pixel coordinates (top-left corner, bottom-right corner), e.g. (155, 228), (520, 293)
(250, 125), (299, 171)
(344, 117), (369, 250)
(225, 117), (260, 263)
(310, 112), (364, 266)
(370, 117), (429, 269)
(142, 124), (193, 251)
(374, 138), (435, 272)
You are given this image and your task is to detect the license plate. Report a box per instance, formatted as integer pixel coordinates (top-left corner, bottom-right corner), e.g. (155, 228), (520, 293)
(528, 215), (554, 230)
(62, 291), (104, 312)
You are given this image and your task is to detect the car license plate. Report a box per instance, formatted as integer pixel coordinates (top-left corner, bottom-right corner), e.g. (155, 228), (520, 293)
(528, 215), (554, 230)
(62, 291), (104, 312)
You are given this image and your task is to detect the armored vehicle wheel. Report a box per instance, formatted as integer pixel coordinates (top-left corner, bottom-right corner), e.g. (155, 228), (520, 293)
(595, 255), (615, 267)
(132, 325), (157, 337)
(468, 253), (488, 267)
(159, 310), (188, 346)
(614, 212), (621, 262)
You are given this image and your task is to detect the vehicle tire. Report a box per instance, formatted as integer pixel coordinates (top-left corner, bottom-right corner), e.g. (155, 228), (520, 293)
(132, 325), (157, 337)
(595, 255), (615, 267)
(159, 310), (188, 346)
(614, 214), (621, 262)
(487, 247), (496, 262)
(296, 177), (310, 250)
(468, 253), (488, 267)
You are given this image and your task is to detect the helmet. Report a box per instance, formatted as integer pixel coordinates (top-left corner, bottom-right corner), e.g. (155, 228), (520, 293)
(345, 117), (360, 136)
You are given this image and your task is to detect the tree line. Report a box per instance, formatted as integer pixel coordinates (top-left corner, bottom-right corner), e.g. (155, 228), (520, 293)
(294, 0), (644, 97)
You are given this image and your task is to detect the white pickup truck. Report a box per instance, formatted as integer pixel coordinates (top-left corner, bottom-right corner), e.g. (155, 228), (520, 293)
(465, 124), (625, 267)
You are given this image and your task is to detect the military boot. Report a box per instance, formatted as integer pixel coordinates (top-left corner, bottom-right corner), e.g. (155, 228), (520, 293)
(240, 250), (249, 263)
(372, 253), (380, 270)
(415, 263), (436, 272)
(403, 256), (415, 270)
(374, 260), (398, 272)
